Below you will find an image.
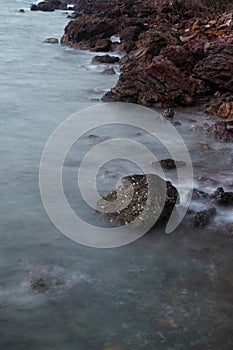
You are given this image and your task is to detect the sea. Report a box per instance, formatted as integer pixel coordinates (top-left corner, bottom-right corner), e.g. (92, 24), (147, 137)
(0, 1), (232, 349)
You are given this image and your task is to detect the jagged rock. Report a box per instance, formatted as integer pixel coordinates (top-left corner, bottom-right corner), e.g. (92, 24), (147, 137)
(212, 187), (233, 206)
(193, 208), (216, 227)
(193, 54), (233, 92)
(92, 55), (120, 64)
(60, 15), (118, 50)
(96, 174), (179, 227)
(208, 121), (233, 142)
(103, 55), (197, 106)
(206, 93), (233, 119)
(192, 188), (210, 201)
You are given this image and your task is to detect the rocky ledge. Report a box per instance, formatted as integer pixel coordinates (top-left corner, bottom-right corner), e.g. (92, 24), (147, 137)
(59, 0), (233, 117)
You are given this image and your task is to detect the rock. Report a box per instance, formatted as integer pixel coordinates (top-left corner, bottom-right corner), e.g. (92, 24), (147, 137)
(208, 121), (233, 142)
(31, 0), (66, 12)
(163, 108), (175, 118)
(152, 158), (186, 170)
(94, 38), (111, 52)
(192, 188), (210, 201)
(101, 68), (116, 75)
(193, 54), (233, 92)
(193, 207), (216, 227)
(104, 55), (197, 106)
(42, 37), (59, 44)
(96, 174), (179, 227)
(212, 187), (233, 206)
(92, 55), (120, 64)
(206, 93), (233, 119)
(60, 15), (118, 50)
(18, 9), (25, 13)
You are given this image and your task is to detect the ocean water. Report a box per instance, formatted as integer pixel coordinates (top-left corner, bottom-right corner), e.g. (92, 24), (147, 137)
(0, 1), (233, 349)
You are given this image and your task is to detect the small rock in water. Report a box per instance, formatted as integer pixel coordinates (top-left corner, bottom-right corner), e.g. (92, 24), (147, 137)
(18, 9), (25, 13)
(192, 188), (210, 201)
(163, 108), (175, 118)
(152, 158), (186, 170)
(212, 187), (233, 206)
(42, 37), (59, 44)
(92, 55), (120, 64)
(101, 68), (116, 75)
(208, 121), (233, 142)
(193, 207), (216, 227)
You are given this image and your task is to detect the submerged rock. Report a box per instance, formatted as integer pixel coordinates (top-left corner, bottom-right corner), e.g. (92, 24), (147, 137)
(42, 37), (59, 44)
(101, 68), (116, 75)
(152, 158), (186, 170)
(96, 174), (179, 228)
(193, 207), (216, 227)
(18, 9), (25, 13)
(92, 55), (120, 64)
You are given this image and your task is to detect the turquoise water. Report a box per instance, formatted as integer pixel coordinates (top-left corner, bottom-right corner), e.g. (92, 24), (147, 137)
(0, 1), (233, 349)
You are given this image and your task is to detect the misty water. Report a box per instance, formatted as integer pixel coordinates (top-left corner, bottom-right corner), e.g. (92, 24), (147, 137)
(0, 1), (233, 349)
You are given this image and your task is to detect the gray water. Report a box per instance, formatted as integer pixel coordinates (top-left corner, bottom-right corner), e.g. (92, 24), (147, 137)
(0, 1), (233, 349)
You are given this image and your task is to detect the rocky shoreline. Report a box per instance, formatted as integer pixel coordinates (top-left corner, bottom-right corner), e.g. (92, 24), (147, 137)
(30, 0), (233, 231)
(31, 1), (233, 118)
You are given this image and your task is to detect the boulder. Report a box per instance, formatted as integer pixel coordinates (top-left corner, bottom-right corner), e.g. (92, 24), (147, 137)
(31, 1), (66, 11)
(96, 174), (179, 227)
(212, 187), (233, 206)
(193, 208), (216, 227)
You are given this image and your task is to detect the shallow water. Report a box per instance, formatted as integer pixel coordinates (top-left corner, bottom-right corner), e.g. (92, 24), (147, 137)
(0, 1), (233, 349)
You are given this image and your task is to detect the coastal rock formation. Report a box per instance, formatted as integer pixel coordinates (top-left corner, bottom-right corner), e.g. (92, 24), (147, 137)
(59, 1), (233, 112)
(42, 37), (59, 44)
(31, 0), (67, 12)
(208, 120), (233, 142)
(96, 174), (179, 227)
(92, 55), (120, 64)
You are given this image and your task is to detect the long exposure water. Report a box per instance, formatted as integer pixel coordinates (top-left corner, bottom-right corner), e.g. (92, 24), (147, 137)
(0, 1), (233, 349)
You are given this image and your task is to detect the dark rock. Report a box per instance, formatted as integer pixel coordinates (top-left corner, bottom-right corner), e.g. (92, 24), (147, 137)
(212, 187), (233, 206)
(31, 1), (66, 12)
(208, 121), (233, 142)
(42, 37), (59, 44)
(94, 38), (111, 52)
(92, 55), (120, 64)
(96, 174), (179, 227)
(193, 54), (233, 92)
(163, 108), (175, 118)
(18, 9), (25, 13)
(101, 68), (116, 75)
(192, 188), (210, 201)
(193, 208), (216, 227)
(60, 15), (118, 50)
(205, 93), (233, 119)
(103, 55), (197, 106)
(152, 158), (186, 170)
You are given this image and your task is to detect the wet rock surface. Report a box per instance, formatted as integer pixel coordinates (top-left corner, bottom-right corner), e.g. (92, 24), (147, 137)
(59, 1), (233, 110)
(92, 55), (120, 64)
(152, 158), (186, 170)
(42, 37), (59, 44)
(193, 207), (217, 227)
(31, 0), (67, 11)
(96, 174), (179, 228)
(208, 120), (233, 142)
(212, 187), (233, 206)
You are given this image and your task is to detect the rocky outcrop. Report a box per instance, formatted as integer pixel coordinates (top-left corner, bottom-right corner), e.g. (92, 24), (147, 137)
(208, 120), (233, 142)
(31, 0), (67, 12)
(60, 1), (233, 111)
(206, 93), (233, 119)
(96, 174), (179, 227)
(92, 55), (120, 64)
